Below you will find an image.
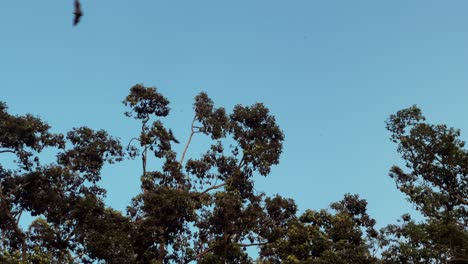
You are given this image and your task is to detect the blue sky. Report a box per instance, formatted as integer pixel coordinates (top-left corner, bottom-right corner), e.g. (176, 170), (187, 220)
(2, 0), (468, 228)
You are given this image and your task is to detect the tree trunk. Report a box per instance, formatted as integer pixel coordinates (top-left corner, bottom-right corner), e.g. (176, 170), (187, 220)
(0, 199), (27, 262)
(158, 237), (165, 263)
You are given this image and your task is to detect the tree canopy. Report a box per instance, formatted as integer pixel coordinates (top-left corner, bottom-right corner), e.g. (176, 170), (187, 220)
(0, 85), (466, 263)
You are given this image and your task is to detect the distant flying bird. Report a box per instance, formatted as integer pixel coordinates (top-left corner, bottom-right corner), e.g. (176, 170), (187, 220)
(73, 0), (83, 26)
(168, 129), (180, 144)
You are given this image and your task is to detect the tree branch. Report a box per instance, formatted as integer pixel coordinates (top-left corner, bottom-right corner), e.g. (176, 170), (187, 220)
(142, 146), (147, 177)
(185, 247), (213, 264)
(0, 149), (15, 154)
(236, 241), (269, 247)
(71, 250), (85, 262)
(200, 183), (226, 195)
(0, 196), (27, 262)
(5, 182), (30, 197)
(455, 194), (468, 206)
(126, 137), (140, 149)
(180, 116), (197, 165)
(15, 209), (23, 225)
(141, 118), (149, 178)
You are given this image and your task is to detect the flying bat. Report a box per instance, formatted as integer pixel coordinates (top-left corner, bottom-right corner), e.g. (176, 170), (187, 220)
(73, 0), (83, 26)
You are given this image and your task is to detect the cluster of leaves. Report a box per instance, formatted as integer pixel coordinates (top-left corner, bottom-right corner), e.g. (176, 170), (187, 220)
(0, 86), (466, 263)
(380, 106), (467, 263)
(0, 100), (125, 263)
(259, 194), (379, 264)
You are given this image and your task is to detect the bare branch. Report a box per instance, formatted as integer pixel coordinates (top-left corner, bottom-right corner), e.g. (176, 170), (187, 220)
(142, 146), (148, 177)
(0, 149), (15, 154)
(200, 183), (226, 195)
(236, 241), (269, 247)
(15, 209), (24, 225)
(238, 155), (245, 168)
(180, 116), (197, 165)
(126, 137), (140, 149)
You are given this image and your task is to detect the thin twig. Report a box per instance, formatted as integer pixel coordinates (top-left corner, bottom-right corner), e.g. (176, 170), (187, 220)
(126, 137), (140, 149)
(15, 209), (23, 225)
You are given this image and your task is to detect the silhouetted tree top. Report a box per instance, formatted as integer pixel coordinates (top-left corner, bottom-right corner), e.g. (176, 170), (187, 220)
(0, 87), (466, 263)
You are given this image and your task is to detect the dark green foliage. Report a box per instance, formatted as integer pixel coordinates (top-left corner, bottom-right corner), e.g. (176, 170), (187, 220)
(194, 92), (229, 140)
(1, 88), (466, 263)
(259, 194), (378, 264)
(123, 84), (170, 120)
(381, 105), (468, 263)
(123, 85), (287, 263)
(0, 102), (64, 170)
(0, 100), (127, 263)
(386, 106), (467, 219)
(71, 195), (134, 263)
(230, 103), (284, 176)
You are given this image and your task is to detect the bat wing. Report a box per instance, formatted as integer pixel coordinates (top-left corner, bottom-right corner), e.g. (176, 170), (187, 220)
(73, 14), (81, 26)
(73, 0), (83, 26)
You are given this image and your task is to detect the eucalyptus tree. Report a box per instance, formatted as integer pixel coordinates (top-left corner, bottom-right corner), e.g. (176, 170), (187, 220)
(123, 84), (288, 263)
(257, 194), (379, 264)
(3, 87), (466, 264)
(380, 106), (467, 263)
(0, 101), (126, 263)
(1, 85), (291, 263)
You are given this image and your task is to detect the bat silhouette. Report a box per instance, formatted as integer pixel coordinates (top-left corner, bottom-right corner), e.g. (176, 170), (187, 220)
(73, 0), (83, 26)
(169, 129), (180, 144)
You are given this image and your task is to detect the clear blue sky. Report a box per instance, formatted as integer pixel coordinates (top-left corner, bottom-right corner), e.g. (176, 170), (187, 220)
(2, 0), (468, 228)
